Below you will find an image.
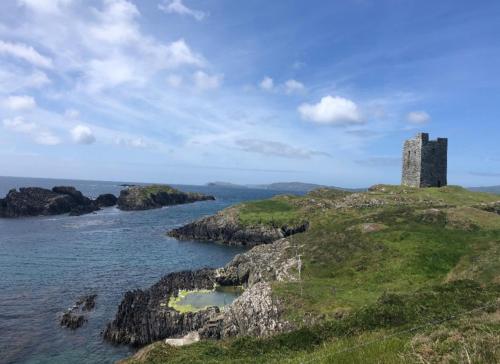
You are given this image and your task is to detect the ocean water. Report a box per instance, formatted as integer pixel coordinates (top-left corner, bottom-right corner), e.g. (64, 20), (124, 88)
(0, 176), (287, 364)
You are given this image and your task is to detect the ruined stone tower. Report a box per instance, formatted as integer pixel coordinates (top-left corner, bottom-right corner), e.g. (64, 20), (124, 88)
(402, 133), (448, 188)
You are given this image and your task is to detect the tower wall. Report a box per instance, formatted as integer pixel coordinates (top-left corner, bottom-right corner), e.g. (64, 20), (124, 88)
(401, 133), (424, 187)
(401, 133), (447, 188)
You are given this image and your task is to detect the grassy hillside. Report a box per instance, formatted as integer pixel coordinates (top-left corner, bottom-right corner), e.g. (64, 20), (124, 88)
(125, 185), (500, 363)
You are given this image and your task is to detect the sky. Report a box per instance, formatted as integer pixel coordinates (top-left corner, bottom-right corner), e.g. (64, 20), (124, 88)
(0, 0), (499, 187)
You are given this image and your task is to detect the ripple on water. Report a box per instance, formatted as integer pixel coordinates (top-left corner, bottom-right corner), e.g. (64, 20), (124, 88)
(0, 178), (287, 364)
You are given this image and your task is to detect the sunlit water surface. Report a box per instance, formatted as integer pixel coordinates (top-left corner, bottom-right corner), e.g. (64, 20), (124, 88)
(0, 176), (288, 364)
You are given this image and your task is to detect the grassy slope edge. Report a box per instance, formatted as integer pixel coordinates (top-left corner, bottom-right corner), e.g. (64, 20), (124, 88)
(124, 185), (500, 363)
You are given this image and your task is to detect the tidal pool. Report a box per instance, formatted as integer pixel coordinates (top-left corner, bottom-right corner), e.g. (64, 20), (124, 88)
(169, 286), (243, 312)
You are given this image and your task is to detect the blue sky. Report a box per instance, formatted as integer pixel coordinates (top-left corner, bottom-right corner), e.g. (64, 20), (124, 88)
(0, 0), (499, 187)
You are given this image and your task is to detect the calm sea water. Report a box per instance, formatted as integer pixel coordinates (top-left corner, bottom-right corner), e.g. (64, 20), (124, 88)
(0, 176), (287, 364)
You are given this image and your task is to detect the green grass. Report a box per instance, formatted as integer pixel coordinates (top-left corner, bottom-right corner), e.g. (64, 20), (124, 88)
(238, 198), (302, 227)
(124, 281), (500, 363)
(122, 185), (500, 363)
(137, 184), (179, 197)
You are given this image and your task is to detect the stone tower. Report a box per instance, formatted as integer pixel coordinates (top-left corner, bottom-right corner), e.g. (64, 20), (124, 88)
(402, 133), (448, 188)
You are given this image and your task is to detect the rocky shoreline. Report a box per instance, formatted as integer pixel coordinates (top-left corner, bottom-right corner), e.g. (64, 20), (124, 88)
(167, 207), (308, 246)
(104, 238), (299, 346)
(0, 186), (115, 218)
(0, 184), (215, 218)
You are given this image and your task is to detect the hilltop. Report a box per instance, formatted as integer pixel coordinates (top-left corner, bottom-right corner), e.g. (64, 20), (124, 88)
(115, 185), (500, 363)
(206, 181), (364, 193)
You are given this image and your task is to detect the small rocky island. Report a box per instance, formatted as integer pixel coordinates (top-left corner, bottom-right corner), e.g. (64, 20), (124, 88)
(0, 186), (115, 217)
(117, 185), (215, 211)
(0, 185), (215, 218)
(0, 184), (215, 218)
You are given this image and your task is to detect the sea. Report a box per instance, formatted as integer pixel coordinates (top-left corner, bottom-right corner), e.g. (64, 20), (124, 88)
(0, 176), (290, 364)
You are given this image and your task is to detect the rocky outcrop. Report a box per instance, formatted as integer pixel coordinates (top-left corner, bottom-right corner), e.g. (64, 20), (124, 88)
(117, 185), (215, 211)
(475, 201), (500, 215)
(60, 294), (97, 329)
(0, 186), (103, 218)
(105, 239), (298, 346)
(214, 282), (292, 339)
(217, 238), (299, 286)
(95, 193), (118, 207)
(168, 208), (308, 246)
(103, 269), (220, 346)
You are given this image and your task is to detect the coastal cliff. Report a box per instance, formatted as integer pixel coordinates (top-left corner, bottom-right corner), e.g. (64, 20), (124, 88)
(104, 238), (299, 346)
(117, 185), (215, 211)
(168, 205), (308, 246)
(117, 186), (500, 363)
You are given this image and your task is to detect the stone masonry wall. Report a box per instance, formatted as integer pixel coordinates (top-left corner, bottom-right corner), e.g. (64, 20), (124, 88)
(402, 133), (447, 188)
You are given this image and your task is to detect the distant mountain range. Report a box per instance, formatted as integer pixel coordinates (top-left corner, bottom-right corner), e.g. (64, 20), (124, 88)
(207, 181), (500, 195)
(468, 185), (500, 194)
(206, 181), (365, 193)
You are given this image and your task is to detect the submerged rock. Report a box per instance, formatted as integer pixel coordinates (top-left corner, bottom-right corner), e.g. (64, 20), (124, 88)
(60, 312), (86, 329)
(60, 294), (97, 329)
(117, 185), (215, 211)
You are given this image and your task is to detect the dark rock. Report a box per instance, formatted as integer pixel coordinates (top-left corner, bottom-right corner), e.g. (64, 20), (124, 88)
(95, 193), (117, 207)
(60, 294), (97, 329)
(0, 186), (101, 218)
(117, 185), (215, 211)
(69, 203), (100, 216)
(52, 186), (88, 205)
(103, 269), (219, 346)
(60, 312), (87, 329)
(77, 294), (97, 311)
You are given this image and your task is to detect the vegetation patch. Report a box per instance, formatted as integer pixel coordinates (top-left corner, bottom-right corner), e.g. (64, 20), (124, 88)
(238, 198), (302, 227)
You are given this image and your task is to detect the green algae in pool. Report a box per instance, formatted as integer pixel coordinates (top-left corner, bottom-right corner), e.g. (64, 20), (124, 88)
(169, 286), (243, 313)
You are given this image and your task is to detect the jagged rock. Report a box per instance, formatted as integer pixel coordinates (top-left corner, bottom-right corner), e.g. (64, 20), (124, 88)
(77, 294), (97, 311)
(60, 294), (97, 329)
(95, 193), (118, 207)
(60, 312), (86, 329)
(218, 238), (299, 286)
(220, 282), (292, 338)
(103, 269), (220, 346)
(168, 208), (308, 246)
(106, 238), (299, 346)
(117, 185), (215, 211)
(52, 186), (89, 205)
(0, 187), (99, 218)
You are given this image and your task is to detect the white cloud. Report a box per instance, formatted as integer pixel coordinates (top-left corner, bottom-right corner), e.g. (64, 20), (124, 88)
(3, 116), (60, 145)
(64, 109), (80, 119)
(236, 138), (329, 159)
(193, 71), (222, 90)
(165, 39), (204, 68)
(34, 131), (60, 145)
(298, 95), (362, 125)
(17, 0), (73, 14)
(0, 40), (53, 68)
(71, 125), (96, 144)
(117, 136), (148, 148)
(284, 79), (305, 94)
(158, 0), (207, 21)
(3, 116), (37, 133)
(406, 111), (430, 124)
(3, 95), (36, 111)
(260, 76), (274, 91)
(167, 74), (183, 87)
